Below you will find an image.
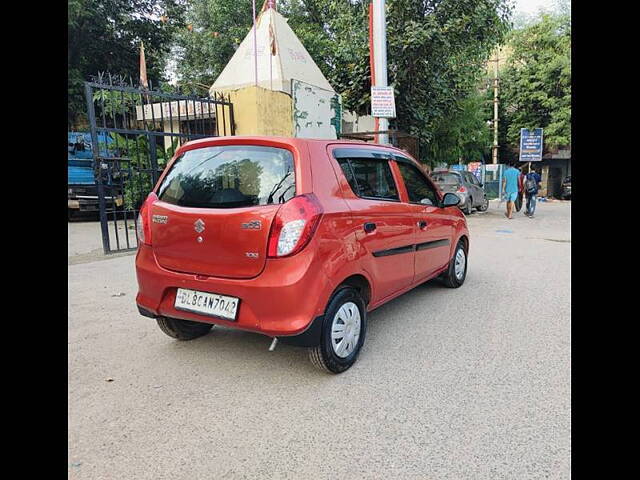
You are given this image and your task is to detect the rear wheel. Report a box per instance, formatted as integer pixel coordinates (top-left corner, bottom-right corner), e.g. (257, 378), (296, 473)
(156, 317), (213, 340)
(463, 197), (473, 215)
(308, 287), (367, 374)
(476, 196), (489, 212)
(441, 240), (467, 288)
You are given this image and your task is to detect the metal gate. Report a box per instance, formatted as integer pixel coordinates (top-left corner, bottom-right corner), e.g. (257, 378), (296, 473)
(84, 73), (235, 254)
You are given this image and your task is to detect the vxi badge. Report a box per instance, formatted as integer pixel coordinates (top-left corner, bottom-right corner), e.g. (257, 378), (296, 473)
(241, 220), (262, 230)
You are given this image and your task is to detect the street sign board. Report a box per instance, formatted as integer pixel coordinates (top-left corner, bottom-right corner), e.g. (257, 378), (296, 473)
(371, 86), (396, 118)
(519, 128), (544, 162)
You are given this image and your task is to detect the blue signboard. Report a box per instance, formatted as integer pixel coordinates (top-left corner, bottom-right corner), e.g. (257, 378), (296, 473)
(450, 164), (465, 171)
(519, 128), (544, 162)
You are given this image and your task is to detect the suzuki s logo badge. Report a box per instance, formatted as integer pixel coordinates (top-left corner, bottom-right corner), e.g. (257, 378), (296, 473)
(241, 220), (262, 230)
(152, 215), (168, 224)
(194, 219), (205, 233)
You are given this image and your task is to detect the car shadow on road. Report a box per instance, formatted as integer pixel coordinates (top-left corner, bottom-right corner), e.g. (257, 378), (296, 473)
(151, 277), (452, 379)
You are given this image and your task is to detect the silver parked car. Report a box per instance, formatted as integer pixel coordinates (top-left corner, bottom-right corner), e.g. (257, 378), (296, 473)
(431, 170), (489, 215)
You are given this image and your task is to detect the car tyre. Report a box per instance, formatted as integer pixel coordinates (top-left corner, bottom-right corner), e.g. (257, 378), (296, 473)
(441, 240), (468, 288)
(476, 196), (489, 212)
(308, 287), (367, 374)
(464, 197), (473, 215)
(156, 317), (213, 340)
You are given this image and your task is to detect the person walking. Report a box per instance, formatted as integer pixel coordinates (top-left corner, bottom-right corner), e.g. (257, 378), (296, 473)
(501, 161), (520, 219)
(524, 168), (542, 218)
(515, 166), (526, 212)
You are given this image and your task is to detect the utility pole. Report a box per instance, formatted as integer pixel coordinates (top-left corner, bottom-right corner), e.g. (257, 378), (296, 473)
(492, 54), (499, 164)
(252, 0), (258, 87)
(372, 0), (389, 144)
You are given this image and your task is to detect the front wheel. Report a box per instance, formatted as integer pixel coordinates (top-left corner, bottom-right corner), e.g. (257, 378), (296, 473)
(308, 287), (367, 374)
(440, 240), (468, 288)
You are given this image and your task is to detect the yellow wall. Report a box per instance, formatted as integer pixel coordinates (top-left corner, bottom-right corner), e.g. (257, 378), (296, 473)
(216, 86), (293, 137)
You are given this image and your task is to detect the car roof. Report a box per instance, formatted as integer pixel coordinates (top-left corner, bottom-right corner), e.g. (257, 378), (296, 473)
(178, 135), (416, 159)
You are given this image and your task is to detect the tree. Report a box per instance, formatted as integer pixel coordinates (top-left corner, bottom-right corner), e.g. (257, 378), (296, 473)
(286, 0), (513, 165)
(425, 87), (493, 165)
(169, 0), (512, 165)
(68, 0), (186, 127)
(170, 0), (255, 95)
(498, 9), (571, 159)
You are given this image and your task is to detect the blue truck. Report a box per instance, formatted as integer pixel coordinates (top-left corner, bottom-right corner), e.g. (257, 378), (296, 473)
(68, 132), (123, 218)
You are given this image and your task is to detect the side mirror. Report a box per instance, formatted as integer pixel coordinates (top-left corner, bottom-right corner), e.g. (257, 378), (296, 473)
(442, 192), (460, 207)
(479, 183), (483, 187)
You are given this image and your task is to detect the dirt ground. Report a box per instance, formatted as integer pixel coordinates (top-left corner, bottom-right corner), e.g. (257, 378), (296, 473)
(68, 199), (571, 479)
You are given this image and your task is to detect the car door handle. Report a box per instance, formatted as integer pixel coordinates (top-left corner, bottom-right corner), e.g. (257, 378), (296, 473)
(364, 222), (377, 233)
(418, 220), (428, 229)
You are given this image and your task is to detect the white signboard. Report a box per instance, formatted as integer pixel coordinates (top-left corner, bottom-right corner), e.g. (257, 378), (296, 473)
(371, 86), (396, 118)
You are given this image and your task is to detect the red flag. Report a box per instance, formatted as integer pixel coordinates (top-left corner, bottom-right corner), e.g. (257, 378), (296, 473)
(139, 41), (149, 90)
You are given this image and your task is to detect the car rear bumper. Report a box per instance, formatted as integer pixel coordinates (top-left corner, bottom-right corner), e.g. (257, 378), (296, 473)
(68, 195), (123, 211)
(135, 242), (333, 339)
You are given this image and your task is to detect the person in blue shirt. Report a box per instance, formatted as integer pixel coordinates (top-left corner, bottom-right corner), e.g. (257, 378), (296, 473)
(524, 168), (542, 218)
(501, 161), (521, 219)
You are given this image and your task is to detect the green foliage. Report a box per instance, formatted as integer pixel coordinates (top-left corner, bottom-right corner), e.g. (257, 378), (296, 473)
(499, 10), (571, 158)
(92, 90), (140, 119)
(284, 0), (512, 166)
(425, 88), (493, 165)
(97, 133), (178, 209)
(68, 0), (186, 126)
(171, 0), (255, 95)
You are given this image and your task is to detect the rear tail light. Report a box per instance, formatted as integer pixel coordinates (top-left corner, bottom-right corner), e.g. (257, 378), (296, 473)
(136, 192), (158, 246)
(267, 194), (323, 258)
(457, 186), (467, 193)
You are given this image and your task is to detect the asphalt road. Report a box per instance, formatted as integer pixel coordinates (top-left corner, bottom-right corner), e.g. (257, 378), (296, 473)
(68, 200), (571, 479)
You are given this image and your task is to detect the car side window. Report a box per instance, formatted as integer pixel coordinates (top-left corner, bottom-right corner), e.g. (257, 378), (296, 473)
(337, 157), (399, 201)
(396, 161), (439, 206)
(468, 173), (480, 186)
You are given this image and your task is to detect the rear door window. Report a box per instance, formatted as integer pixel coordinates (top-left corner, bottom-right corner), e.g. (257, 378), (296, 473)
(431, 172), (460, 185)
(469, 173), (481, 186)
(337, 157), (399, 201)
(157, 145), (295, 208)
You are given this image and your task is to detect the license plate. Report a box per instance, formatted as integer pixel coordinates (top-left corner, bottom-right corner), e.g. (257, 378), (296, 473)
(174, 288), (239, 321)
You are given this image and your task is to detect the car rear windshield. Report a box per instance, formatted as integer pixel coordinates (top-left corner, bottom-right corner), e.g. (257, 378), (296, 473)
(431, 172), (460, 185)
(157, 145), (295, 208)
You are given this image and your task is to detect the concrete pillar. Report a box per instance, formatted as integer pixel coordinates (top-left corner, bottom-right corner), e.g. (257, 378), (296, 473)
(540, 165), (550, 197)
(219, 86), (293, 136)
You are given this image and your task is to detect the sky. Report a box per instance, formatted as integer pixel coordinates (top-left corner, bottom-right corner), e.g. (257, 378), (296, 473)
(514, 0), (556, 15)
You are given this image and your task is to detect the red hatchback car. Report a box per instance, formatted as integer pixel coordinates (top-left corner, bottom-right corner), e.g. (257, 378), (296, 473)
(135, 136), (469, 373)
